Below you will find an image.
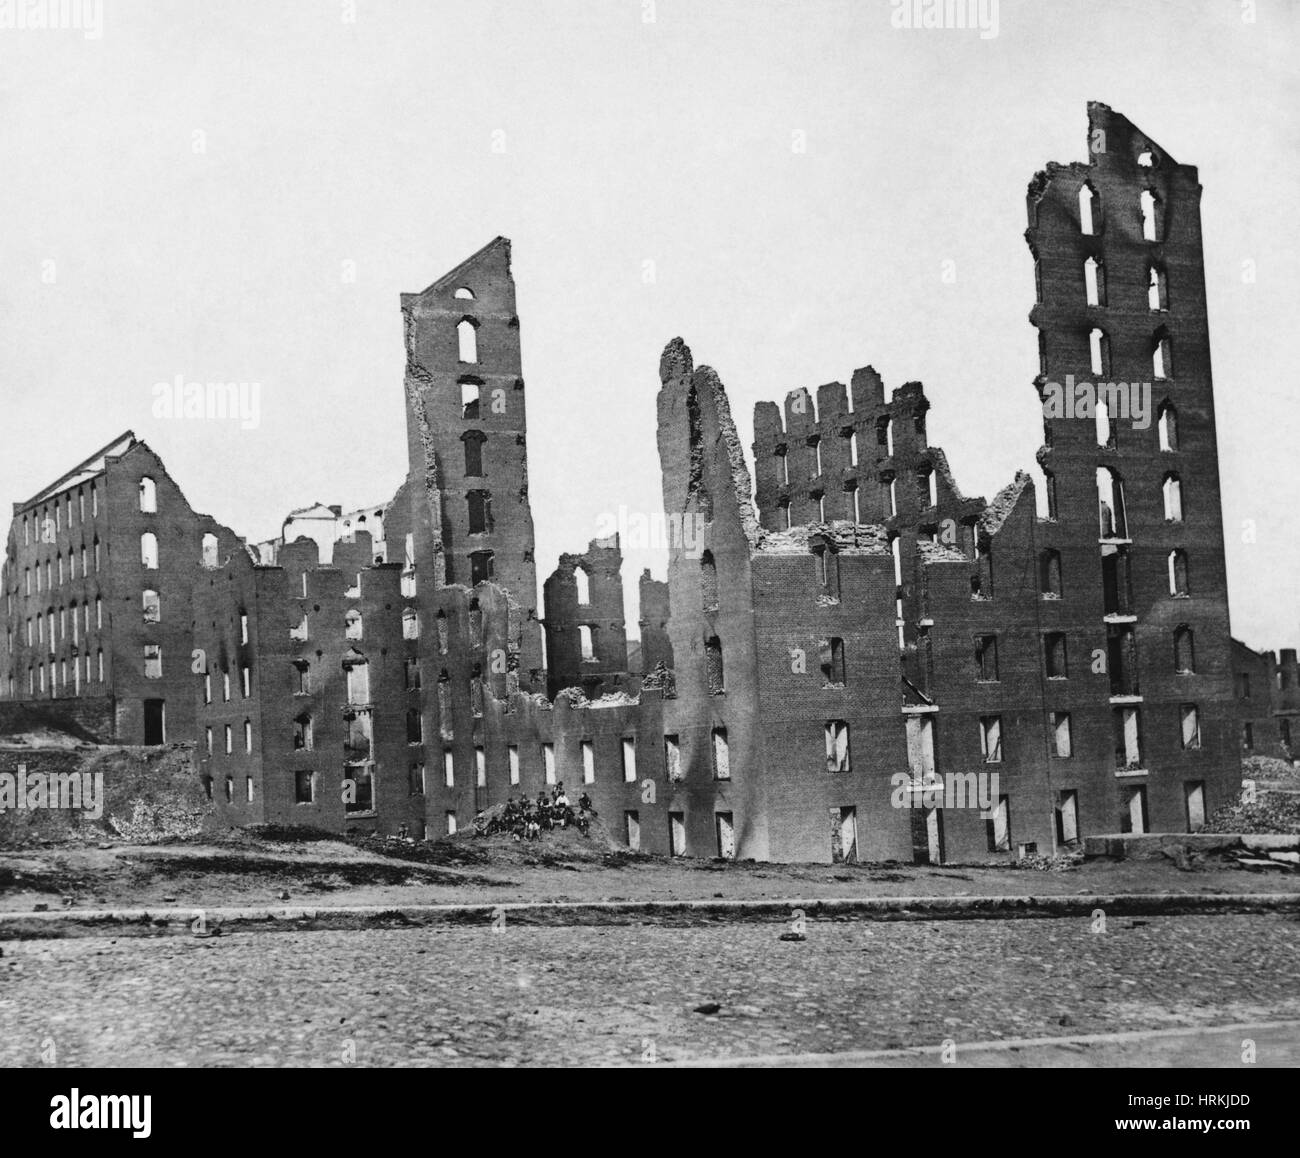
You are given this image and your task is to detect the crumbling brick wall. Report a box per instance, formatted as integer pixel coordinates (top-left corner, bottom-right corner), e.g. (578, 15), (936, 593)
(543, 535), (631, 699)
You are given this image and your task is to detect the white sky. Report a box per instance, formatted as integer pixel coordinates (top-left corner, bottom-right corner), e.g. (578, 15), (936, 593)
(1, 0), (1297, 650)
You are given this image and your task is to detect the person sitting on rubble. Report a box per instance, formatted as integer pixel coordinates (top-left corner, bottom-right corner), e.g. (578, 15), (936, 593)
(578, 792), (595, 815)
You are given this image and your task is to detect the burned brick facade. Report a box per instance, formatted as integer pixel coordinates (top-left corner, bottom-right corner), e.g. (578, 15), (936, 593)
(1231, 640), (1300, 761)
(1, 105), (1256, 860)
(543, 536), (632, 700)
(0, 433), (242, 747)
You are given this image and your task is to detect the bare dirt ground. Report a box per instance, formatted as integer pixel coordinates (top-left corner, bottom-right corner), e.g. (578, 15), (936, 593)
(2, 824), (1298, 914)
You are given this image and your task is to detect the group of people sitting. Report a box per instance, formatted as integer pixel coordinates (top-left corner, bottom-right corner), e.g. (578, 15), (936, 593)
(474, 784), (597, 841)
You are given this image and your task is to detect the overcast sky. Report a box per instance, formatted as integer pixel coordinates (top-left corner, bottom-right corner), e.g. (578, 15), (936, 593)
(2, 0), (1296, 650)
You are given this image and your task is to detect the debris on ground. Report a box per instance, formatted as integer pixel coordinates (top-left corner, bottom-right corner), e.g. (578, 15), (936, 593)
(1203, 792), (1300, 836)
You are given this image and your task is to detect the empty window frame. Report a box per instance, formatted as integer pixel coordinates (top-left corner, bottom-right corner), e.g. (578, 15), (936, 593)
(1044, 632), (1068, 679)
(457, 317), (479, 363)
(1113, 705), (1142, 770)
(1039, 549), (1062, 598)
(711, 727), (730, 780)
(1148, 265), (1168, 311)
(821, 636), (846, 685)
(985, 795), (1010, 853)
(1089, 327), (1110, 377)
(1078, 181), (1099, 235)
(704, 635), (724, 694)
(1097, 467), (1127, 539)
(467, 490), (493, 534)
(1168, 549), (1190, 597)
(664, 734), (682, 782)
(825, 720), (851, 772)
(470, 551), (494, 585)
(1050, 711), (1072, 758)
(905, 715), (936, 783)
(460, 377), (482, 419)
(462, 430), (486, 477)
(1158, 401), (1178, 451)
(293, 713), (313, 751)
(700, 551), (719, 611)
(1083, 256), (1105, 306)
(1162, 473), (1183, 522)
(1140, 189), (1162, 242)
(1152, 331), (1172, 380)
(979, 715), (1003, 763)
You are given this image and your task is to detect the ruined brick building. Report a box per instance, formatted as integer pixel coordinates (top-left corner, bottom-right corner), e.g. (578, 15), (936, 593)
(0, 103), (1267, 861)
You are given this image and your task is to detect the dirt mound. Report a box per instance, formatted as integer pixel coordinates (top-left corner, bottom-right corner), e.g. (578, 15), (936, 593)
(0, 745), (210, 848)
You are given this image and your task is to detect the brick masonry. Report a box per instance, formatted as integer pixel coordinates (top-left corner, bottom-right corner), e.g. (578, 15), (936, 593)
(2, 104), (1262, 862)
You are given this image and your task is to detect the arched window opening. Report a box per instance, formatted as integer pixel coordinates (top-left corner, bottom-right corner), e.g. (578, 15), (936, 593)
(1153, 331), (1172, 380)
(1168, 549), (1190, 597)
(1163, 473), (1183, 523)
(139, 476), (157, 513)
(1079, 182), (1099, 236)
(1084, 256), (1105, 306)
(1089, 327), (1109, 376)
(457, 317), (479, 363)
(141, 532), (159, 570)
(574, 566), (590, 605)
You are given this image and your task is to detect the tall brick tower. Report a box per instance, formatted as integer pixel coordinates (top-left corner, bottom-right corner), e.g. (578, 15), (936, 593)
(1027, 103), (1237, 836)
(400, 237), (544, 687)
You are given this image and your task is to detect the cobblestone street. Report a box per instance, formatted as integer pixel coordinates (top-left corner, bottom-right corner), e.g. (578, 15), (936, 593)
(3, 914), (1298, 1067)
